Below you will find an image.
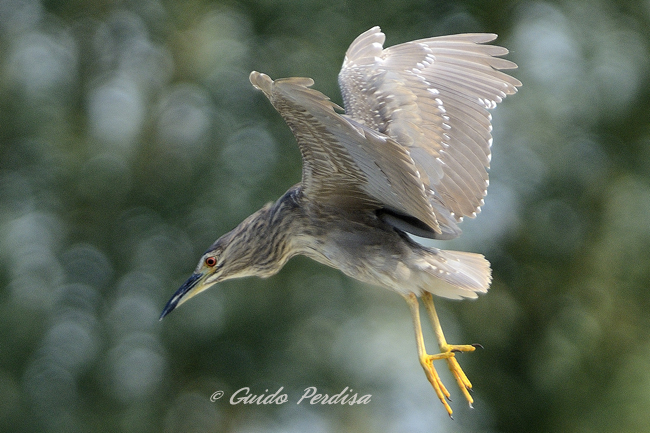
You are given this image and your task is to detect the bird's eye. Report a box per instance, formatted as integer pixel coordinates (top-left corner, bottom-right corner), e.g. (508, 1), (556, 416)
(204, 256), (217, 267)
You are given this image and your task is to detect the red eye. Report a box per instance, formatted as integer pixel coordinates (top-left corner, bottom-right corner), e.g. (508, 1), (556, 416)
(205, 256), (217, 267)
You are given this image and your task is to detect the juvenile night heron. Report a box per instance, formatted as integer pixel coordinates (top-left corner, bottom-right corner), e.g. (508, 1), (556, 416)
(161, 26), (520, 417)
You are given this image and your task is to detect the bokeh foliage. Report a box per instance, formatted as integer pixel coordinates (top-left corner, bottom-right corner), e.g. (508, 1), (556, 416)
(1, 0), (650, 432)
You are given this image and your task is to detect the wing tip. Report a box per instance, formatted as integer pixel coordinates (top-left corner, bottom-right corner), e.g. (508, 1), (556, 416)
(344, 26), (386, 64)
(251, 71), (321, 102)
(250, 71), (273, 96)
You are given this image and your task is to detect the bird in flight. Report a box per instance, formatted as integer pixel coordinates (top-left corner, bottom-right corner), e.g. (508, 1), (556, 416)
(160, 26), (520, 417)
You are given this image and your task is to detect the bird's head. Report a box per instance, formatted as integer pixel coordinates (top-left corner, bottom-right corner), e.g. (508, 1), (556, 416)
(158, 237), (229, 320)
(159, 202), (288, 320)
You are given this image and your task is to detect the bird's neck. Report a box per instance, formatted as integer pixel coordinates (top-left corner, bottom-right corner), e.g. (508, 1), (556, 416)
(260, 187), (304, 251)
(225, 187), (304, 277)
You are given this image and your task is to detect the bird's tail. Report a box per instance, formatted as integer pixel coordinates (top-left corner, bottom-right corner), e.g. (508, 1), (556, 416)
(413, 248), (492, 300)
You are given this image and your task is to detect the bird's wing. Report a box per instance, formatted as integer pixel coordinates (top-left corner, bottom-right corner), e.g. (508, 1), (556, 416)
(339, 26), (521, 238)
(250, 71), (440, 232)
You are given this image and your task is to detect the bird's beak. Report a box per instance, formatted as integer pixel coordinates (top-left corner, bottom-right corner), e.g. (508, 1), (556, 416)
(159, 271), (214, 320)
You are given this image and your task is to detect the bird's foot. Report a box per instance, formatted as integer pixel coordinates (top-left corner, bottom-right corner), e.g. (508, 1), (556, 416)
(419, 343), (480, 418)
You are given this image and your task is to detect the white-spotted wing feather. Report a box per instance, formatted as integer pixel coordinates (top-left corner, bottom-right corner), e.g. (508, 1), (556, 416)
(339, 26), (521, 238)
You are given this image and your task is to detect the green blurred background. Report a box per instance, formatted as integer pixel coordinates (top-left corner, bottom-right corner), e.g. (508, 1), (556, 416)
(1, 0), (650, 432)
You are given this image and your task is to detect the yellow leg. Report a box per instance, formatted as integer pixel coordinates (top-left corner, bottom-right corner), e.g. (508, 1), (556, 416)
(403, 292), (480, 418)
(422, 292), (478, 409)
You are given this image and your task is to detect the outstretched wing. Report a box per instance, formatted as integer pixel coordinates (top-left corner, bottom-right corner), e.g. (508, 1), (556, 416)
(339, 26), (521, 238)
(250, 71), (440, 231)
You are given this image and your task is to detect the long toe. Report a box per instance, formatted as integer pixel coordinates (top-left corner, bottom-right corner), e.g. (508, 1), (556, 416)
(445, 343), (478, 353)
(446, 356), (474, 407)
(419, 356), (454, 417)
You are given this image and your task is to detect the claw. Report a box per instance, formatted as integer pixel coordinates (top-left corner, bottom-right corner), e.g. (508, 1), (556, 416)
(472, 343), (484, 350)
